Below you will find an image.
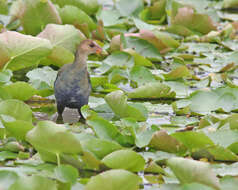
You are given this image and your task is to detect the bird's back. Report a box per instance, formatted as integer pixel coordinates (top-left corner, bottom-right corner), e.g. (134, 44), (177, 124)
(54, 64), (91, 109)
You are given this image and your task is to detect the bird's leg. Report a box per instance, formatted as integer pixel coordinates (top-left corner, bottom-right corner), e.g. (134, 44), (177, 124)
(78, 108), (86, 123)
(56, 104), (65, 124)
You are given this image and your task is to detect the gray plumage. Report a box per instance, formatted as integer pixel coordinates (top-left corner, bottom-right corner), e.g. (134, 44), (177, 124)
(54, 39), (102, 120)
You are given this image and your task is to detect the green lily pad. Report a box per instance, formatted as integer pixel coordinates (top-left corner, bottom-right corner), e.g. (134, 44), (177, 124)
(10, 0), (61, 35)
(54, 164), (78, 184)
(128, 82), (176, 99)
(85, 169), (142, 190)
(0, 170), (18, 190)
(52, 0), (99, 15)
(81, 138), (122, 159)
(9, 175), (57, 190)
(105, 90), (148, 121)
(2, 82), (36, 101)
(102, 150), (145, 172)
(0, 31), (52, 70)
(167, 157), (220, 190)
(0, 99), (32, 122)
(59, 5), (96, 31)
(26, 121), (83, 155)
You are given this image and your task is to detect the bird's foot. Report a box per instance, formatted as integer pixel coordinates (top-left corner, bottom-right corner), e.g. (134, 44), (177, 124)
(56, 114), (64, 124)
(78, 117), (86, 124)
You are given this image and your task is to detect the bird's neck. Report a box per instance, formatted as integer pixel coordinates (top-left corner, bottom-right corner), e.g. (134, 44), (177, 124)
(73, 49), (88, 69)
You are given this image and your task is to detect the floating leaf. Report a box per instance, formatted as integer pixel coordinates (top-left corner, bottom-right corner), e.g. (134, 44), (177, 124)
(85, 169), (142, 190)
(9, 175), (57, 190)
(130, 66), (156, 86)
(26, 121), (83, 155)
(10, 0), (61, 35)
(102, 150), (145, 172)
(167, 157), (220, 190)
(128, 82), (176, 99)
(0, 170), (18, 190)
(2, 82), (36, 101)
(150, 130), (186, 153)
(164, 66), (191, 80)
(0, 31), (52, 70)
(115, 0), (143, 16)
(0, 99), (32, 122)
(38, 24), (85, 66)
(81, 138), (122, 159)
(59, 5), (96, 31)
(171, 6), (216, 35)
(105, 90), (148, 121)
(26, 66), (57, 97)
(52, 0), (99, 15)
(54, 164), (78, 184)
(38, 24), (85, 53)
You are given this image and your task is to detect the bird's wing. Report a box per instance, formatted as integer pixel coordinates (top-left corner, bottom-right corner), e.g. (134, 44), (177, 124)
(54, 68), (64, 87)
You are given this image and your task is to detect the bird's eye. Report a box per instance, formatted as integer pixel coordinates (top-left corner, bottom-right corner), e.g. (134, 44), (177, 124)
(89, 43), (95, 48)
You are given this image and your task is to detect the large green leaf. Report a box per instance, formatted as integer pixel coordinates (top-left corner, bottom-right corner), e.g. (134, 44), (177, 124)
(37, 24), (85, 53)
(105, 90), (148, 121)
(128, 82), (176, 99)
(130, 66), (156, 86)
(115, 0), (143, 16)
(9, 175), (57, 190)
(81, 138), (122, 159)
(223, 0), (238, 8)
(59, 5), (96, 31)
(102, 150), (145, 172)
(26, 121), (83, 155)
(52, 0), (99, 15)
(2, 82), (36, 101)
(54, 164), (78, 184)
(167, 157), (220, 190)
(0, 170), (18, 190)
(26, 66), (57, 97)
(85, 169), (142, 190)
(0, 31), (52, 70)
(10, 0), (61, 35)
(38, 24), (85, 66)
(150, 130), (186, 153)
(3, 120), (34, 140)
(0, 99), (32, 122)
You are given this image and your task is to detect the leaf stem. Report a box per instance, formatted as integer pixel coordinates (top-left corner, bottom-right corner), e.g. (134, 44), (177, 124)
(56, 153), (61, 166)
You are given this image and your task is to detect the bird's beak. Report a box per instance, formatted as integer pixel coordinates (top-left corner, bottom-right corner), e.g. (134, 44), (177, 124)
(96, 46), (102, 55)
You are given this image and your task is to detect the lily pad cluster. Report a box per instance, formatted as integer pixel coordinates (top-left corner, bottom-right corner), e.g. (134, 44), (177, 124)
(1, 0), (238, 189)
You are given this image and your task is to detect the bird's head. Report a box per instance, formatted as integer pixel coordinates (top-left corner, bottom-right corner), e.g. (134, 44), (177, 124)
(78, 39), (102, 56)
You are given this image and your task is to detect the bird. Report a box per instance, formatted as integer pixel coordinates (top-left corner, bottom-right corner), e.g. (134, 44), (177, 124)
(54, 39), (102, 122)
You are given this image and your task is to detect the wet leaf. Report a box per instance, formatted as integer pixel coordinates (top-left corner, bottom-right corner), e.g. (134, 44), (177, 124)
(0, 99), (32, 122)
(10, 0), (61, 35)
(54, 164), (78, 184)
(171, 7), (216, 35)
(26, 121), (83, 155)
(52, 0), (99, 15)
(0, 170), (18, 190)
(128, 82), (176, 99)
(130, 66), (156, 86)
(59, 5), (96, 31)
(102, 150), (145, 172)
(105, 90), (148, 121)
(150, 130), (186, 153)
(81, 138), (122, 159)
(0, 31), (52, 70)
(167, 157), (220, 190)
(9, 175), (57, 190)
(115, 0), (143, 16)
(2, 82), (36, 101)
(164, 66), (191, 80)
(85, 169), (142, 190)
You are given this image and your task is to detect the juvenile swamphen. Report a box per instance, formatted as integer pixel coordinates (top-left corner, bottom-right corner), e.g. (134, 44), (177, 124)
(54, 39), (102, 121)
